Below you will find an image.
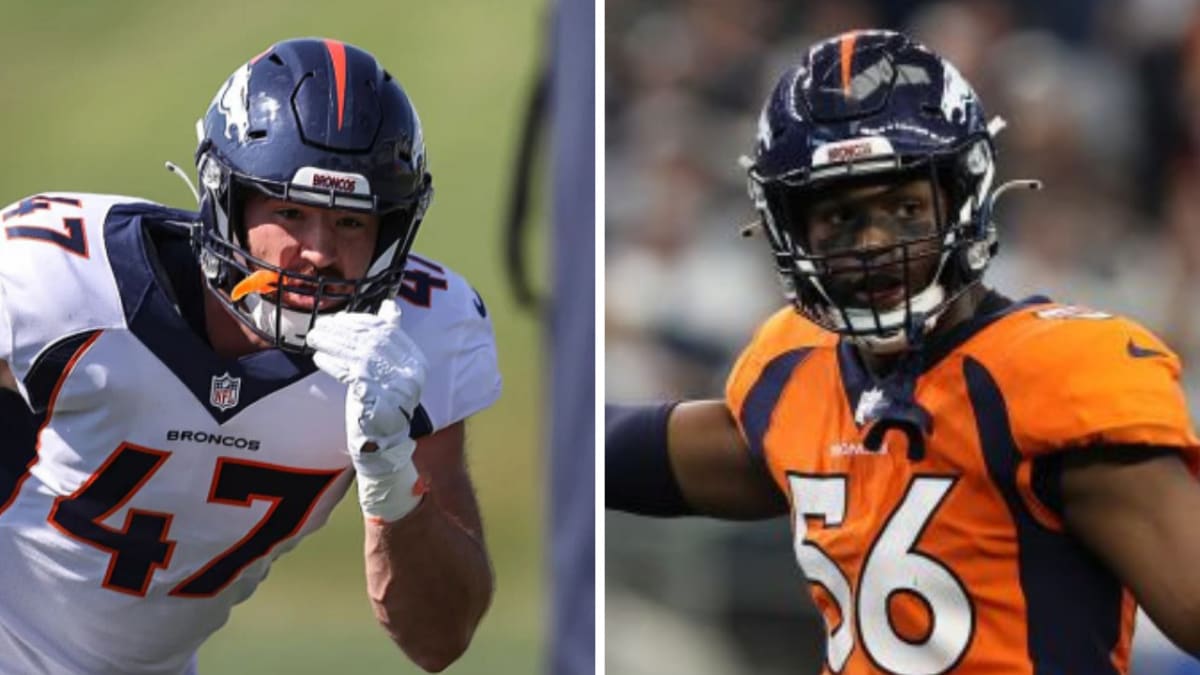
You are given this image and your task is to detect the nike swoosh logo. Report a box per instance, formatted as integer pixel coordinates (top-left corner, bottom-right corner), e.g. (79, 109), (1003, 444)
(1127, 338), (1166, 359)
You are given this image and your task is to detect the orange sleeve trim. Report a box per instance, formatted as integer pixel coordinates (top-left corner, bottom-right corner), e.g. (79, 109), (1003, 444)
(1015, 459), (1063, 532)
(1109, 590), (1136, 673)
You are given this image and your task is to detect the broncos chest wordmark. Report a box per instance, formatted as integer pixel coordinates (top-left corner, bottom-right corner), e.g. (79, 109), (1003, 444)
(5, 330), (346, 599)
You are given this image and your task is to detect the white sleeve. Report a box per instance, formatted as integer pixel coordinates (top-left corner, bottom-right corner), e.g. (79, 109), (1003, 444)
(444, 294), (502, 425)
(0, 281), (12, 363)
(0, 193), (135, 374)
(401, 267), (502, 433)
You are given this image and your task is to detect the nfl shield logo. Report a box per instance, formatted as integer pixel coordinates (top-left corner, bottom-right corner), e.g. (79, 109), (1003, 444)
(854, 387), (887, 426)
(210, 372), (242, 411)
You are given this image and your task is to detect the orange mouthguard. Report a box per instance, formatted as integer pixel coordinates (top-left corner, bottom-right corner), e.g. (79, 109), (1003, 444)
(230, 270), (281, 302)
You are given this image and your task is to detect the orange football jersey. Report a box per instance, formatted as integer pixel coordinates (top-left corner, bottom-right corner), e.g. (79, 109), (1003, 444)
(725, 296), (1200, 674)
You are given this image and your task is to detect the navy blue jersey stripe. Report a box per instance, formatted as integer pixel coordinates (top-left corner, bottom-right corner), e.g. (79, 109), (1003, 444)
(24, 330), (102, 417)
(836, 340), (873, 428)
(3, 330), (100, 515)
(964, 356), (1123, 674)
(740, 348), (812, 466)
(0, 388), (36, 512)
(104, 204), (318, 424)
(409, 404), (433, 439)
(835, 293), (1049, 421)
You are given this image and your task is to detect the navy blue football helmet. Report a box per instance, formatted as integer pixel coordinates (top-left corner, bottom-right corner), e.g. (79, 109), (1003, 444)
(747, 30), (1036, 353)
(194, 38), (432, 350)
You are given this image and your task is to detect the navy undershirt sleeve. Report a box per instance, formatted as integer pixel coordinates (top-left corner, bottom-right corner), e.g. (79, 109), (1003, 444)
(605, 402), (695, 516)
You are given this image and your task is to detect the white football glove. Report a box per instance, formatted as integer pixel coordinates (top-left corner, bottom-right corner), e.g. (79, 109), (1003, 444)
(307, 299), (427, 522)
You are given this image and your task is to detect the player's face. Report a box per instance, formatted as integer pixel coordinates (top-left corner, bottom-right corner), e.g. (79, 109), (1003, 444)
(803, 177), (944, 310)
(242, 193), (380, 311)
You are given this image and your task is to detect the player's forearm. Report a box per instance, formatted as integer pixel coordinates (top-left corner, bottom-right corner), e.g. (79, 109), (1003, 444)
(364, 497), (494, 673)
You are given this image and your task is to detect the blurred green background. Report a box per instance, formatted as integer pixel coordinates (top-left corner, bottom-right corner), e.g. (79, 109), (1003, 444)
(0, 2), (550, 673)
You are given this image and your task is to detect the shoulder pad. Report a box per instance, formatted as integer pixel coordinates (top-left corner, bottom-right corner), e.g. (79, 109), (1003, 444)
(0, 193), (152, 375)
(397, 254), (501, 433)
(967, 304), (1199, 462)
(725, 307), (832, 428)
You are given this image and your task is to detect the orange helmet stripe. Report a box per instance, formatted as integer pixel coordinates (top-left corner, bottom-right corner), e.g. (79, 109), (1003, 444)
(323, 39), (348, 130)
(840, 31), (858, 95)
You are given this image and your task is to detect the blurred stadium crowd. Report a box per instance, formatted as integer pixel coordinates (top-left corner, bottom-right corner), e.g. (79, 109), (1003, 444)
(606, 0), (1200, 673)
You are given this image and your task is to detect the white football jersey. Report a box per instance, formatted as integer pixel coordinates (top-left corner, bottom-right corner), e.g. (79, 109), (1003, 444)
(0, 193), (501, 674)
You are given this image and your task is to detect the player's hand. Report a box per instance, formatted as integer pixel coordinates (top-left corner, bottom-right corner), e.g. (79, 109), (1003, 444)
(307, 299), (427, 522)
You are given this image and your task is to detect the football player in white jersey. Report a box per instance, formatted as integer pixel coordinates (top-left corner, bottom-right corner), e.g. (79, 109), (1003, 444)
(0, 38), (500, 674)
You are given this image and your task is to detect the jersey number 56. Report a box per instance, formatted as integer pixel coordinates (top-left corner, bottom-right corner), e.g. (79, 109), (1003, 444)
(788, 475), (974, 673)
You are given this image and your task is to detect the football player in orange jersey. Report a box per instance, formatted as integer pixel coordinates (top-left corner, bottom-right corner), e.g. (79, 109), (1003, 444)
(608, 30), (1200, 673)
